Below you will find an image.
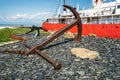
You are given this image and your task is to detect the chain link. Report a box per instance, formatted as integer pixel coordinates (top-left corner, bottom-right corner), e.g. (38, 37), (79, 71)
(0, 50), (26, 54)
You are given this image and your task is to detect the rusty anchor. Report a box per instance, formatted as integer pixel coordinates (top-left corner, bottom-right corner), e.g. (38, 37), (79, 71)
(23, 4), (82, 70)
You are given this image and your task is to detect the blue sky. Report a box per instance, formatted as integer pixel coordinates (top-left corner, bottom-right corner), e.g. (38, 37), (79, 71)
(0, 0), (115, 24)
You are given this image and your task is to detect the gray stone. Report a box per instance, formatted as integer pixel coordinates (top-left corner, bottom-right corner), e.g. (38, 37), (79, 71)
(0, 34), (120, 79)
(77, 71), (85, 76)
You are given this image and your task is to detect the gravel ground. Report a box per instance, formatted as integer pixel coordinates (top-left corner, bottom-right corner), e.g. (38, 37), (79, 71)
(0, 33), (120, 80)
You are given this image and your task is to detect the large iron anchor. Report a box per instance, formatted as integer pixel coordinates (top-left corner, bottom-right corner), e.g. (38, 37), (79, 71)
(24, 4), (82, 70)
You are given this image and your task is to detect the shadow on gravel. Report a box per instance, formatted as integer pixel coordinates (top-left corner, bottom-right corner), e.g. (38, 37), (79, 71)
(41, 39), (74, 50)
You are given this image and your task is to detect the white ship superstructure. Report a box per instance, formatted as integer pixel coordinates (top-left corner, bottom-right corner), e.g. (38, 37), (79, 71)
(60, 0), (120, 24)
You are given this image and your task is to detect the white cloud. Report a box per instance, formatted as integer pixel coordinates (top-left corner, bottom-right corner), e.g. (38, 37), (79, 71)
(28, 12), (51, 19)
(7, 12), (52, 22)
(10, 14), (28, 20)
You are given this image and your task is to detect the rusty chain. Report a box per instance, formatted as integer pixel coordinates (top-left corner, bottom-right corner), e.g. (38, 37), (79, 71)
(0, 49), (26, 54)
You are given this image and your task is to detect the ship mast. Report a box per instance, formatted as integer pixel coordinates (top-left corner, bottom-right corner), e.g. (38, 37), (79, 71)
(63, 0), (66, 5)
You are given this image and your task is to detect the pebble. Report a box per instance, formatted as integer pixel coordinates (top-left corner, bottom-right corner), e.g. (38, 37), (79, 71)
(0, 34), (120, 80)
(74, 59), (80, 62)
(77, 71), (85, 76)
(13, 45), (19, 48)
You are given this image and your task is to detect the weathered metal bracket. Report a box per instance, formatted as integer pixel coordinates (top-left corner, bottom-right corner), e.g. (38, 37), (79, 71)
(24, 4), (82, 70)
(26, 25), (43, 37)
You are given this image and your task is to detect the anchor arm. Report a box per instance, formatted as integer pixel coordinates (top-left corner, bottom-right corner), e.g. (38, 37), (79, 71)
(24, 4), (82, 70)
(25, 4), (82, 54)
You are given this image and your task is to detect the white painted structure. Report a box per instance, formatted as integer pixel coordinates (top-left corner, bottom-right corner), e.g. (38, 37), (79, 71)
(47, 0), (120, 24)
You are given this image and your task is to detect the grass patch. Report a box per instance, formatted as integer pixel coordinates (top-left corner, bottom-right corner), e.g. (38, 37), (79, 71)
(0, 27), (50, 43)
(0, 28), (29, 43)
(0, 27), (49, 43)
(40, 29), (50, 35)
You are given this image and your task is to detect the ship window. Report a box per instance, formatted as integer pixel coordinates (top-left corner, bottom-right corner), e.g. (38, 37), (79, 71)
(46, 19), (48, 22)
(117, 5), (120, 9)
(59, 19), (65, 23)
(101, 11), (104, 15)
(83, 13), (85, 16)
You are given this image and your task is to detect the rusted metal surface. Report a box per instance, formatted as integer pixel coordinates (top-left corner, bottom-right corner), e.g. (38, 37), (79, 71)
(24, 44), (61, 70)
(0, 50), (26, 54)
(23, 4), (82, 69)
(9, 34), (28, 41)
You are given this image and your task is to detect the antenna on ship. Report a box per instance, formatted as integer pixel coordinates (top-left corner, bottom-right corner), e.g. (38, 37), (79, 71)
(53, 0), (61, 17)
(77, 4), (79, 12)
(63, 0), (66, 5)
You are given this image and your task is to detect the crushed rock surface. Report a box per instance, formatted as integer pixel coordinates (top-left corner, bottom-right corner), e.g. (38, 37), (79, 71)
(0, 33), (120, 80)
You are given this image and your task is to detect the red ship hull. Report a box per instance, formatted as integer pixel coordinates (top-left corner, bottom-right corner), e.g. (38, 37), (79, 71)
(42, 22), (120, 38)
